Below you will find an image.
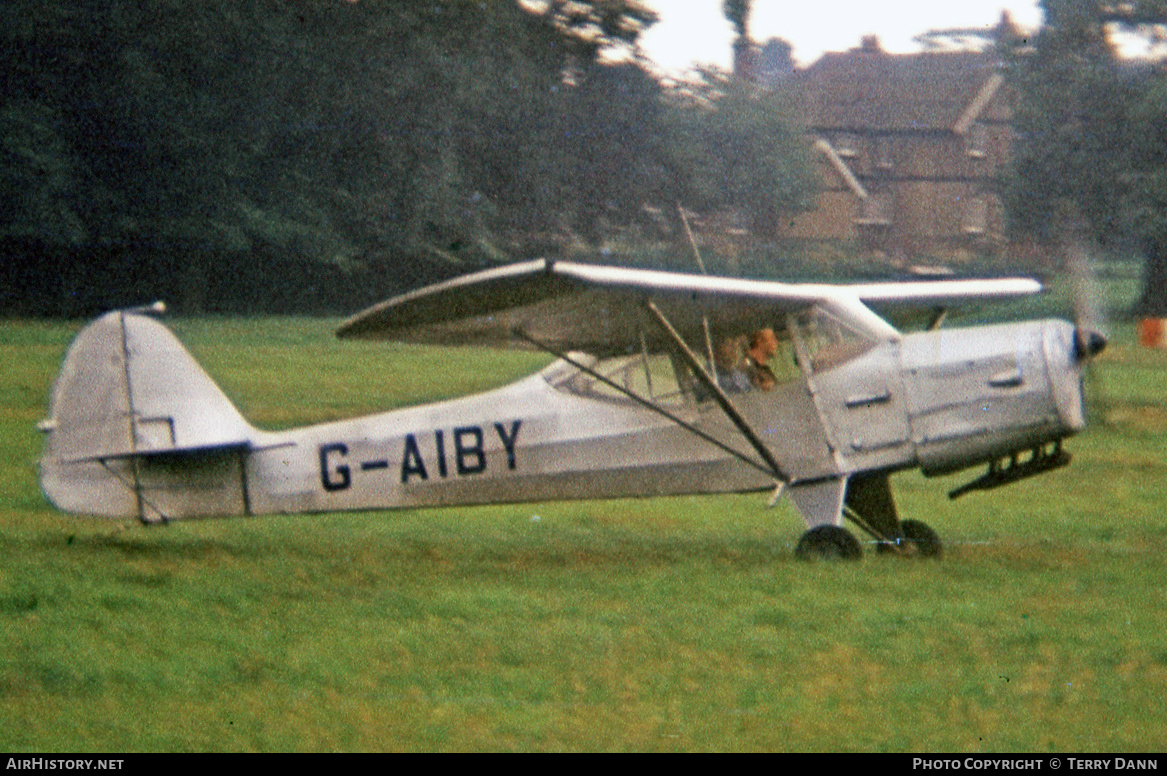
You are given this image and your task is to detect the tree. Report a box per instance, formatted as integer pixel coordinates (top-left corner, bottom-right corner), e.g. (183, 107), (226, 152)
(723, 0), (756, 79)
(520, 0), (657, 61)
(1, 0), (818, 313)
(661, 69), (816, 239)
(1127, 77), (1167, 315)
(549, 61), (668, 244)
(1004, 0), (1133, 246)
(722, 0), (751, 35)
(0, 0), (673, 312)
(1003, 0), (1167, 317)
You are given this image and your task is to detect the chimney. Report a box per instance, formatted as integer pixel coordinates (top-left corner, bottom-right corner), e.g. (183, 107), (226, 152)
(733, 37), (758, 82)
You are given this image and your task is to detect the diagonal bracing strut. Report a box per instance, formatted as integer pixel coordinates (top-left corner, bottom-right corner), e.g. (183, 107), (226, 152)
(513, 328), (777, 480)
(644, 300), (790, 484)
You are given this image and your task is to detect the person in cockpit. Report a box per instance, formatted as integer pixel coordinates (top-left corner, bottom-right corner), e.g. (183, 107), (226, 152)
(715, 336), (752, 393)
(742, 328), (779, 391)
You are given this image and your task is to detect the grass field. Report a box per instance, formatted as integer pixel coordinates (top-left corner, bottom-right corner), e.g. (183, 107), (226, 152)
(2, 310), (1166, 752)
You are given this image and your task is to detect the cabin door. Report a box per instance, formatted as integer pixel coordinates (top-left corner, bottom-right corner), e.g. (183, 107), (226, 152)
(788, 310), (913, 471)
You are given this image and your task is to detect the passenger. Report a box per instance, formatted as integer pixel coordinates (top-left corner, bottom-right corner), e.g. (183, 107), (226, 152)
(743, 328), (779, 391)
(715, 336), (751, 393)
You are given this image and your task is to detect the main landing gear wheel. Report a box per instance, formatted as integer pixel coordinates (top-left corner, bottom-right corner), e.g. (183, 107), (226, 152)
(877, 519), (943, 558)
(795, 525), (862, 561)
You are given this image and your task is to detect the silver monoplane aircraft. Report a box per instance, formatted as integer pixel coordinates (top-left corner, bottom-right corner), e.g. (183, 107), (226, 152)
(38, 259), (1106, 559)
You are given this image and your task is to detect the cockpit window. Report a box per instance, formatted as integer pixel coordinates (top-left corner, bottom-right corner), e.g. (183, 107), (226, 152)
(711, 328), (800, 393)
(547, 326), (802, 404)
(790, 306), (878, 374)
(548, 351), (693, 406)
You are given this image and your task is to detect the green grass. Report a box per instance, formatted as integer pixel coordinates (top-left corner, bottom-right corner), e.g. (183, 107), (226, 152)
(2, 314), (1166, 751)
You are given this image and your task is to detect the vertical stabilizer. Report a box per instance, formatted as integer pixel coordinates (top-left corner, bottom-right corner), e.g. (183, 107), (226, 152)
(39, 311), (256, 520)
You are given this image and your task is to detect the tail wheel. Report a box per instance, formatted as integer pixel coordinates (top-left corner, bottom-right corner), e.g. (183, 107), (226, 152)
(795, 525), (862, 561)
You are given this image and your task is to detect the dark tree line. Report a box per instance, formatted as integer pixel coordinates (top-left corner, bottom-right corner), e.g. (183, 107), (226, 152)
(1003, 0), (1167, 315)
(10, 0), (1165, 319)
(0, 0), (815, 316)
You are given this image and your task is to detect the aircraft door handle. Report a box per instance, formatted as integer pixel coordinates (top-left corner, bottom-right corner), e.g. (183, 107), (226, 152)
(844, 390), (891, 408)
(988, 368), (1023, 388)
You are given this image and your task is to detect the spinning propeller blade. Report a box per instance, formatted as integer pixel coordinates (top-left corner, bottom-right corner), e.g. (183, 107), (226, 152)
(1067, 239), (1109, 362)
(1065, 238), (1110, 427)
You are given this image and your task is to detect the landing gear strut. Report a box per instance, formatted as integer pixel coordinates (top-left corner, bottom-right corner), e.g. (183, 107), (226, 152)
(842, 474), (945, 559)
(790, 474), (946, 560)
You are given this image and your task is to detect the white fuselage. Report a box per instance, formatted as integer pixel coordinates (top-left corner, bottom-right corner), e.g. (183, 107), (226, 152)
(40, 311), (1090, 524)
(253, 364), (780, 514)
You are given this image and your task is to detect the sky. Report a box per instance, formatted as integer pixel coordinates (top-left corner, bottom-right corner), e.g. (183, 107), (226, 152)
(638, 0), (1046, 71)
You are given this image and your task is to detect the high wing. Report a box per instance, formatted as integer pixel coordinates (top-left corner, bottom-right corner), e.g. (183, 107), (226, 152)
(337, 258), (1042, 353)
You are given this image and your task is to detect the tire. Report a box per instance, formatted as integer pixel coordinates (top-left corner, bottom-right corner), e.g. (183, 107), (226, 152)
(900, 519), (942, 558)
(795, 525), (863, 561)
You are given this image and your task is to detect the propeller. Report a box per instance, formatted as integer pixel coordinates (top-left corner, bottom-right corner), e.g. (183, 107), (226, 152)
(1064, 236), (1110, 425)
(1073, 326), (1108, 362)
(1066, 238), (1109, 362)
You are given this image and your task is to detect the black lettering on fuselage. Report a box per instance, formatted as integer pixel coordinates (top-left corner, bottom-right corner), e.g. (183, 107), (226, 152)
(320, 420), (523, 492)
(435, 429), (448, 479)
(401, 434), (427, 483)
(495, 420), (521, 469)
(319, 443), (351, 491)
(454, 426), (486, 475)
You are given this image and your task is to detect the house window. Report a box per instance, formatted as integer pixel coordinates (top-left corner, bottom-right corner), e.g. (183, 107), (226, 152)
(963, 197), (989, 234)
(966, 123), (987, 159)
(835, 132), (861, 159)
(856, 193), (892, 226)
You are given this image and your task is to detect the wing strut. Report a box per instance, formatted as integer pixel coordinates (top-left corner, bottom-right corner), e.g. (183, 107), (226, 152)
(513, 329), (777, 479)
(644, 301), (790, 484)
(677, 204), (719, 379)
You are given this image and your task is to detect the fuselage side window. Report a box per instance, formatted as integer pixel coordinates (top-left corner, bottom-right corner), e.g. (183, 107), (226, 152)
(547, 326), (805, 404)
(550, 352), (691, 406)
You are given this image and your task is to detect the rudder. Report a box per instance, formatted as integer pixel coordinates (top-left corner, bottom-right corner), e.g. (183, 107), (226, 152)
(39, 309), (256, 521)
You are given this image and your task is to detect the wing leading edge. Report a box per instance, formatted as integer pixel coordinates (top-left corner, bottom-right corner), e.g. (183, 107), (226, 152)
(337, 259), (1042, 354)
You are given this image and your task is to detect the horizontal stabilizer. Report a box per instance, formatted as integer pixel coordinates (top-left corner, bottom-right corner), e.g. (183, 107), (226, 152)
(62, 440), (253, 465)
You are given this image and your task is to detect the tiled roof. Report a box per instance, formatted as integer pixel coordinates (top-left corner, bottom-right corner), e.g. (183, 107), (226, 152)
(797, 48), (1001, 132)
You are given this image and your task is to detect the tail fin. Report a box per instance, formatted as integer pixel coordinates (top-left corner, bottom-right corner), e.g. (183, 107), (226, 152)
(39, 309), (256, 521)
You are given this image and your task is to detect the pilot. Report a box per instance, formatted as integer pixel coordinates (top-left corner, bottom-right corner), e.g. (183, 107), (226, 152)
(743, 328), (779, 391)
(715, 336), (751, 393)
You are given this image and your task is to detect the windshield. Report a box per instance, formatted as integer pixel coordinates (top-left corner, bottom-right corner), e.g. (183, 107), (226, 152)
(790, 305), (879, 373)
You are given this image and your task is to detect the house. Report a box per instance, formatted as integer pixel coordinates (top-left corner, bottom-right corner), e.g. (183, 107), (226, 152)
(783, 36), (1013, 263)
